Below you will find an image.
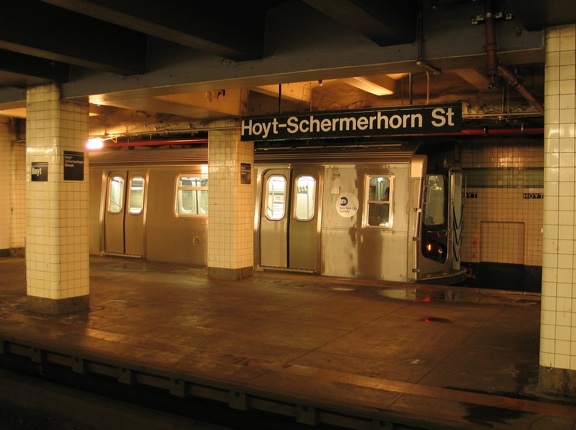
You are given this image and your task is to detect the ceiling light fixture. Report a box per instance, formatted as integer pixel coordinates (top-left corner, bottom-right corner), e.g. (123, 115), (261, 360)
(342, 75), (396, 96)
(86, 135), (116, 150)
(86, 137), (104, 150)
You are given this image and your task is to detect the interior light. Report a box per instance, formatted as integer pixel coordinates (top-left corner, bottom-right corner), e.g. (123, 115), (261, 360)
(86, 137), (104, 150)
(342, 75), (395, 96)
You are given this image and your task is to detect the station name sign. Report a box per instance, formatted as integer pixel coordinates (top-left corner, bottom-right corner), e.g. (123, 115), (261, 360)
(241, 103), (462, 141)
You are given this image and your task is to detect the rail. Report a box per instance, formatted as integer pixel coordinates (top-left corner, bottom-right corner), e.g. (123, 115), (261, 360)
(0, 336), (434, 430)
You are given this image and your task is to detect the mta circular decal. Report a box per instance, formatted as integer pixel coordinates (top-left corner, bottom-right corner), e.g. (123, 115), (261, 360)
(336, 193), (359, 218)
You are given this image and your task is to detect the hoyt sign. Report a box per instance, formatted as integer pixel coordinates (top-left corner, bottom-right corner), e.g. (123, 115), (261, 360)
(241, 103), (461, 141)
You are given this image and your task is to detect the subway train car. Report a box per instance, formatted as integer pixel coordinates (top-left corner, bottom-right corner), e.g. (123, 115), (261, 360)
(89, 148), (209, 266)
(89, 141), (466, 284)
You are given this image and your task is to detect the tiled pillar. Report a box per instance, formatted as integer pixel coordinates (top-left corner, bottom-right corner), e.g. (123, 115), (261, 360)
(0, 118), (10, 255)
(0, 118), (26, 257)
(207, 120), (254, 280)
(539, 25), (576, 395)
(10, 130), (26, 256)
(26, 84), (90, 314)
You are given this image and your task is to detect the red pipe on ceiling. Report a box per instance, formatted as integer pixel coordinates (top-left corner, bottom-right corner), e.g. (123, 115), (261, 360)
(484, 0), (544, 114)
(105, 138), (208, 148)
(103, 127), (543, 148)
(459, 127), (543, 136)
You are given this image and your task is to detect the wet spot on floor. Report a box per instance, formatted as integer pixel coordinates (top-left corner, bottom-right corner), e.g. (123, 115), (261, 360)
(330, 286), (356, 291)
(463, 404), (534, 426)
(377, 289), (418, 300)
(514, 299), (540, 306)
(420, 316), (452, 323)
(404, 358), (426, 365)
(104, 263), (148, 272)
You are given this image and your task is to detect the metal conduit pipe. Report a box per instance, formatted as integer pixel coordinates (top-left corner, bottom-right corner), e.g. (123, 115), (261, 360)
(484, 0), (499, 86)
(100, 127), (543, 148)
(402, 127), (543, 137)
(104, 138), (208, 148)
(459, 127), (543, 135)
(497, 64), (545, 113)
(484, 0), (544, 114)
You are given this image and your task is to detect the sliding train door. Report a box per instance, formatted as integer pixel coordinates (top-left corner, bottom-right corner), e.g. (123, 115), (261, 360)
(259, 168), (320, 272)
(103, 171), (146, 256)
(449, 168), (464, 271)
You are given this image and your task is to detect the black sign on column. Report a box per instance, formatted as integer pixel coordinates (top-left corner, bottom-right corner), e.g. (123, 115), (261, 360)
(64, 151), (84, 181)
(31, 162), (48, 182)
(240, 163), (251, 184)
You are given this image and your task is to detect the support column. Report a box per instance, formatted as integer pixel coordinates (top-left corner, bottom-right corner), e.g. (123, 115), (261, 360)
(10, 121), (26, 257)
(207, 120), (254, 280)
(539, 25), (576, 395)
(25, 84), (90, 314)
(0, 118), (10, 256)
(0, 118), (26, 257)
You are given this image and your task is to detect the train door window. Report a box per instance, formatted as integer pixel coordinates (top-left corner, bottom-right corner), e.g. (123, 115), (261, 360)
(423, 174), (446, 226)
(265, 175), (286, 220)
(365, 175), (392, 227)
(107, 175), (125, 214)
(128, 176), (145, 214)
(294, 175), (316, 221)
(175, 175), (208, 216)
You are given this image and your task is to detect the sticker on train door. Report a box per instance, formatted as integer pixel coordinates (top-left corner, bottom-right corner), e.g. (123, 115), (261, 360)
(336, 193), (359, 217)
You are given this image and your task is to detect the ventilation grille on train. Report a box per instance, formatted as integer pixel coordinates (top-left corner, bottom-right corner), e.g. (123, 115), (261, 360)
(89, 148), (208, 166)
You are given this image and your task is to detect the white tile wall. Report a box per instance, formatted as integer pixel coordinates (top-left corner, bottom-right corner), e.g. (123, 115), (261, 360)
(207, 120), (254, 269)
(10, 141), (26, 250)
(480, 221), (525, 265)
(461, 141), (544, 266)
(26, 84), (89, 300)
(541, 25), (576, 370)
(0, 118), (10, 250)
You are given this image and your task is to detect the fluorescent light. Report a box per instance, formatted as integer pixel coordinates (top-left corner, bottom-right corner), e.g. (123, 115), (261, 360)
(342, 75), (396, 96)
(86, 137), (104, 150)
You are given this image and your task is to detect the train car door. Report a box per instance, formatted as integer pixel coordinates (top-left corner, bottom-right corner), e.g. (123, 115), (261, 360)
(449, 168), (464, 270)
(259, 168), (319, 272)
(103, 171), (146, 256)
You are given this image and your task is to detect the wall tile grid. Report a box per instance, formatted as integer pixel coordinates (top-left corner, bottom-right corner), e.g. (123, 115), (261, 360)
(0, 118), (10, 250)
(207, 122), (254, 269)
(461, 140), (544, 267)
(541, 25), (576, 370)
(26, 85), (89, 300)
(10, 142), (26, 249)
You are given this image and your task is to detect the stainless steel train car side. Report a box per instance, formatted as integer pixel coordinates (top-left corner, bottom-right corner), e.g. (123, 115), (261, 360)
(89, 149), (209, 266)
(89, 143), (466, 284)
(253, 145), (465, 284)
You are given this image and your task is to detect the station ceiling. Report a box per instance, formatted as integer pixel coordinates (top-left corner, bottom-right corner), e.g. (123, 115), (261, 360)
(0, 0), (575, 137)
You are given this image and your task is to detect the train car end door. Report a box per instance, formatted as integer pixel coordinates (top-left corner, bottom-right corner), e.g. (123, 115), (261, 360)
(103, 171), (146, 257)
(258, 168), (320, 272)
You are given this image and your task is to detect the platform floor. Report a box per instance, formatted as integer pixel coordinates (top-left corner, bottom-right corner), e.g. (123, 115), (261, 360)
(0, 256), (575, 429)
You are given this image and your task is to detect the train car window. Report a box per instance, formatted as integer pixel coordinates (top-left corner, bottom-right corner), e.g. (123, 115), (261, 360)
(366, 175), (392, 227)
(175, 175), (208, 216)
(107, 175), (125, 214)
(294, 175), (316, 221)
(423, 174), (446, 226)
(128, 176), (145, 215)
(265, 175), (286, 220)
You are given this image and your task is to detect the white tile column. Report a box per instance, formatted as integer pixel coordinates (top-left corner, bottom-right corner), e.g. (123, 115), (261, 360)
(0, 118), (26, 257)
(0, 118), (11, 256)
(26, 84), (90, 314)
(207, 120), (254, 280)
(540, 25), (576, 395)
(10, 126), (26, 256)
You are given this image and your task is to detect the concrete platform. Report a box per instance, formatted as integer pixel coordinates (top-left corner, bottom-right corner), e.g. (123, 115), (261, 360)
(0, 256), (575, 429)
